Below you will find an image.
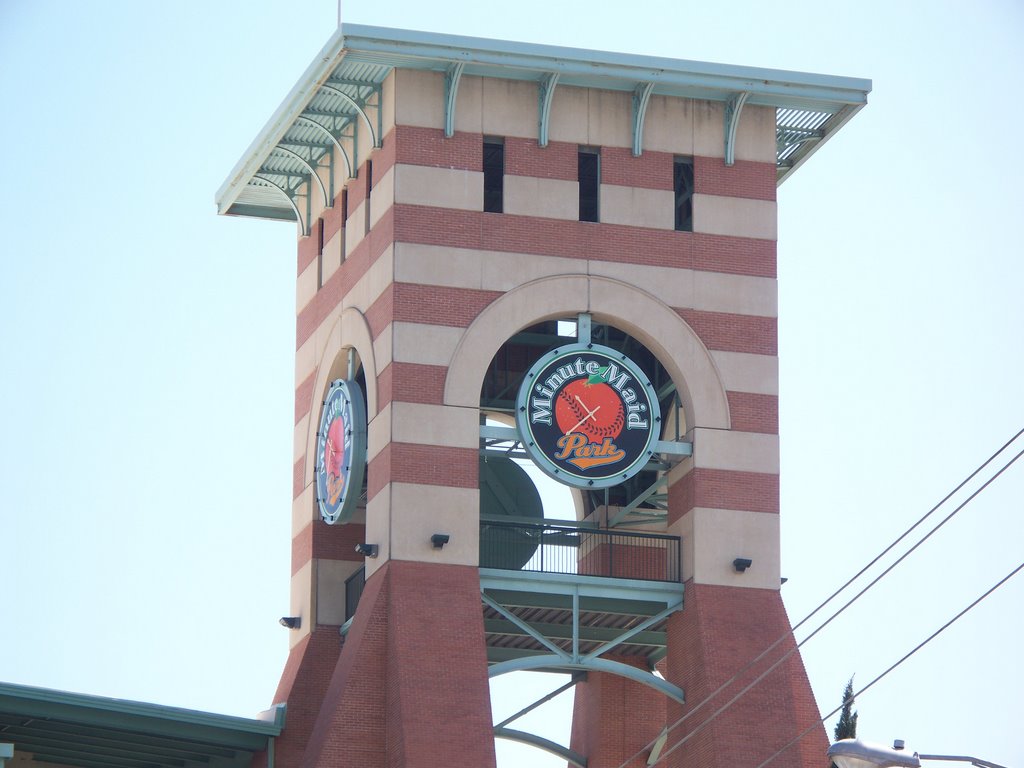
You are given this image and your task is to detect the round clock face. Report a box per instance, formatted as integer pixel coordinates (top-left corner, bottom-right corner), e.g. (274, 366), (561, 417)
(515, 343), (661, 489)
(315, 379), (366, 525)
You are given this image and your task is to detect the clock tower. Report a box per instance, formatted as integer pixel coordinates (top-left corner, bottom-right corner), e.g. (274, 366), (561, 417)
(217, 25), (870, 768)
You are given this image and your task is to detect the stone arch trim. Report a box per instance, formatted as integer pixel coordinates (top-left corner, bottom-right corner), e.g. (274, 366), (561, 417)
(443, 274), (730, 432)
(302, 307), (378, 487)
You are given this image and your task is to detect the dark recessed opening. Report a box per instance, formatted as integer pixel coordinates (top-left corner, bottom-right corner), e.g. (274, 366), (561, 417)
(578, 148), (600, 222)
(674, 157), (694, 232)
(483, 138), (504, 213)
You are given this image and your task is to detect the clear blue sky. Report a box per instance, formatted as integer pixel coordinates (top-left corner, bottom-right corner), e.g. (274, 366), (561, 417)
(2, 2), (1022, 766)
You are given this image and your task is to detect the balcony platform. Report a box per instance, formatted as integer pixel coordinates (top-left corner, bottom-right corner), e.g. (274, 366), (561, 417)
(481, 568), (684, 702)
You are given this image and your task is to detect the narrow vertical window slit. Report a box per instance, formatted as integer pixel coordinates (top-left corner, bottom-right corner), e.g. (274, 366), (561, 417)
(483, 138), (504, 213)
(578, 147), (599, 222)
(674, 157), (694, 232)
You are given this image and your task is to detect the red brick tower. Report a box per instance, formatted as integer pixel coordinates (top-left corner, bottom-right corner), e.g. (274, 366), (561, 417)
(217, 25), (870, 768)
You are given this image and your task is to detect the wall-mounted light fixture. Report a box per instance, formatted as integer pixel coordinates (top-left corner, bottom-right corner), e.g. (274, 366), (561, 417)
(354, 543), (379, 558)
(279, 616), (301, 629)
(733, 558), (753, 573)
(431, 533), (450, 549)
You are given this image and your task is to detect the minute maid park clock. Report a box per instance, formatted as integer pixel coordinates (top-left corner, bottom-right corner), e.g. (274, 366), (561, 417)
(316, 379), (367, 524)
(515, 343), (661, 489)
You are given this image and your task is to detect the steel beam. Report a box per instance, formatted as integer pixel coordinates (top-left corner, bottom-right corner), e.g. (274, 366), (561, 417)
(494, 675), (582, 729)
(494, 728), (587, 768)
(481, 593), (570, 661)
(488, 655), (684, 704)
(647, 727), (669, 766)
(581, 601), (681, 662)
(609, 474), (670, 527)
(278, 138), (333, 151)
(483, 619), (665, 648)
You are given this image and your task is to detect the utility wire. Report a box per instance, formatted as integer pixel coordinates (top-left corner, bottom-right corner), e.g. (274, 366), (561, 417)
(617, 427), (1024, 768)
(637, 443), (1024, 768)
(748, 557), (1024, 768)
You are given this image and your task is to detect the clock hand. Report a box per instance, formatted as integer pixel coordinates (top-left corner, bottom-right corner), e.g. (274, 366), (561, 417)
(568, 403), (601, 436)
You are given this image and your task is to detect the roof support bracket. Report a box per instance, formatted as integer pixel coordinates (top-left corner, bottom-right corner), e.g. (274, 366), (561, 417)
(326, 149), (335, 202)
(304, 172), (312, 235)
(373, 84), (383, 148)
(272, 147), (328, 210)
(723, 91), (750, 166)
(538, 72), (560, 148)
(253, 174), (307, 237)
(631, 82), (655, 157)
(444, 62), (465, 138)
(295, 116), (354, 180)
(349, 120), (359, 176)
(319, 84), (379, 148)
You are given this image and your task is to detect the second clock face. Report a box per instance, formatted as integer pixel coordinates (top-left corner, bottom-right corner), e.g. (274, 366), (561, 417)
(515, 343), (660, 489)
(315, 379), (366, 525)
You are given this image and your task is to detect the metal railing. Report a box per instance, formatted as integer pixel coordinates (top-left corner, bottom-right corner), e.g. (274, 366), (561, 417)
(343, 524), (680, 622)
(480, 521), (681, 583)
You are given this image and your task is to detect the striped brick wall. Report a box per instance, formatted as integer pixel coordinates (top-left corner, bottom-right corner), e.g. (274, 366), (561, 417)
(289, 115), (781, 595)
(275, 72), (812, 768)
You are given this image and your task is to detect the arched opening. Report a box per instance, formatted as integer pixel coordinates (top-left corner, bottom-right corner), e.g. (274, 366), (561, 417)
(479, 314), (686, 529)
(477, 315), (688, 768)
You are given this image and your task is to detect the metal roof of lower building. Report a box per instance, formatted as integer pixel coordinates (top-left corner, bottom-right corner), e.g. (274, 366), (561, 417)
(0, 682), (284, 768)
(216, 25), (871, 229)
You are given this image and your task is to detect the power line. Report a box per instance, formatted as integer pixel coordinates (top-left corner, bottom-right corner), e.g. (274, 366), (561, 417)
(617, 427), (1024, 768)
(749, 557), (1024, 768)
(641, 443), (1024, 768)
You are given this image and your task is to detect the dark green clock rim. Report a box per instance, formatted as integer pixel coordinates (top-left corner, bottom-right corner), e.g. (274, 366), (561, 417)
(316, 379), (367, 525)
(514, 342), (660, 490)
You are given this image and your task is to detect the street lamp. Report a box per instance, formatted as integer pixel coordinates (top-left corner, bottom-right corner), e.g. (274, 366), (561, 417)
(829, 739), (920, 768)
(829, 739), (1008, 768)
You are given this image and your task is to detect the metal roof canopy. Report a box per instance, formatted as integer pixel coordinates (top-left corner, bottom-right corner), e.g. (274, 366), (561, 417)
(216, 25), (870, 231)
(0, 682), (284, 768)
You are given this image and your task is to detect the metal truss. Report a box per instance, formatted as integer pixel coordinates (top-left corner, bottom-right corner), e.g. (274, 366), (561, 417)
(482, 570), (684, 768)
